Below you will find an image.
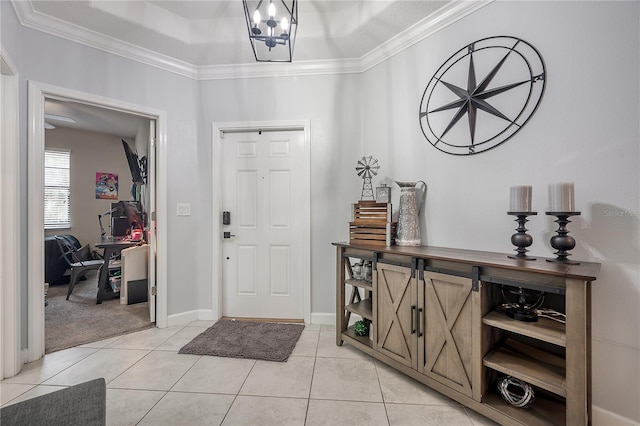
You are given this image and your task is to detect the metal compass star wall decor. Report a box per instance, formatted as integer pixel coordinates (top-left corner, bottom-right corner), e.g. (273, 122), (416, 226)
(419, 36), (546, 155)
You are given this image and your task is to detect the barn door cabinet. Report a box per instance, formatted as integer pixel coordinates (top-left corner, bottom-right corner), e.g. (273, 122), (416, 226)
(334, 242), (600, 426)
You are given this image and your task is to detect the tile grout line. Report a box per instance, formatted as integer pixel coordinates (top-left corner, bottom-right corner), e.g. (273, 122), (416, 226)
(217, 358), (258, 425)
(4, 323), (498, 425)
(373, 358), (392, 426)
(102, 325), (186, 390)
(102, 347), (155, 387)
(302, 327), (321, 425)
(133, 389), (168, 426)
(0, 383), (39, 407)
(133, 343), (206, 424)
(102, 325), (188, 388)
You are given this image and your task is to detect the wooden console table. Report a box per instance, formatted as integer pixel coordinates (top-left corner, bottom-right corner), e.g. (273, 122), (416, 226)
(334, 242), (600, 426)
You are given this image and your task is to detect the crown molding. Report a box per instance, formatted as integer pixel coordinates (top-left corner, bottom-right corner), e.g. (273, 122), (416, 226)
(1, 44), (19, 75)
(196, 1), (493, 80)
(196, 57), (364, 81)
(11, 0), (493, 81)
(358, 0), (493, 73)
(11, 1), (198, 79)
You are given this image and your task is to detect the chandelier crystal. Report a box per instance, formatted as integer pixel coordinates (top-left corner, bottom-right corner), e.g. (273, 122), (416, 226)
(243, 0), (298, 62)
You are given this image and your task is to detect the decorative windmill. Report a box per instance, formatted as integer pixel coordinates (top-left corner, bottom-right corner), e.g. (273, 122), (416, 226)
(355, 156), (380, 200)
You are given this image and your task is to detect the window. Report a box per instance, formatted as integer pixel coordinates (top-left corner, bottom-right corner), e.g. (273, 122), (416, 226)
(44, 149), (71, 229)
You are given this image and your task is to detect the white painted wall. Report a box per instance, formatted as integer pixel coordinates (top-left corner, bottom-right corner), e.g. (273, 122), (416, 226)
(200, 1), (639, 420)
(1, 0), (202, 318)
(199, 73), (363, 314)
(358, 1), (640, 421)
(44, 127), (132, 247)
(2, 0), (639, 421)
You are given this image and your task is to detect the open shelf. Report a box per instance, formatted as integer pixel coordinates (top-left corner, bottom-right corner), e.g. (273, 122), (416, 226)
(345, 278), (373, 291)
(342, 326), (373, 348)
(483, 390), (566, 426)
(483, 339), (566, 397)
(345, 298), (372, 320)
(483, 310), (566, 347)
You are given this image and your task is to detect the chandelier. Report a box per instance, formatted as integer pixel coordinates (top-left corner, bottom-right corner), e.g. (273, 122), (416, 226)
(243, 0), (298, 62)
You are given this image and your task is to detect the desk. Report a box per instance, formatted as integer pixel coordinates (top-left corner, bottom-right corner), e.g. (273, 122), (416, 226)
(95, 238), (140, 304)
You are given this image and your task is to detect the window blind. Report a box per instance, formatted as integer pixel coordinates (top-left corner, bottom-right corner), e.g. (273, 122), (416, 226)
(44, 149), (71, 229)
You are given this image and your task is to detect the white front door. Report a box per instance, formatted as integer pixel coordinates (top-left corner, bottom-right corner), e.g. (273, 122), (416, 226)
(221, 130), (307, 320)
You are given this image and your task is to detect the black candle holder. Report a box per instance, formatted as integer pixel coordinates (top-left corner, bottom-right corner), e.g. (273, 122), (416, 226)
(546, 212), (581, 265)
(507, 212), (537, 260)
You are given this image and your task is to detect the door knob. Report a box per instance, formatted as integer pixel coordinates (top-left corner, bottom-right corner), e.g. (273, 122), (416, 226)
(223, 232), (235, 239)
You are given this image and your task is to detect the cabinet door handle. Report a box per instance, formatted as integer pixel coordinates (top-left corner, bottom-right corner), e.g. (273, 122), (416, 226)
(418, 308), (424, 337)
(410, 305), (416, 334)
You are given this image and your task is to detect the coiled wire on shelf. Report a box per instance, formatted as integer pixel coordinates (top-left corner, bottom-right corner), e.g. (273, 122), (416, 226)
(497, 376), (535, 408)
(534, 308), (566, 323)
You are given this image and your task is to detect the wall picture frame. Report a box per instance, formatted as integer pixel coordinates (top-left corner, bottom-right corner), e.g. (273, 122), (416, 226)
(96, 172), (118, 200)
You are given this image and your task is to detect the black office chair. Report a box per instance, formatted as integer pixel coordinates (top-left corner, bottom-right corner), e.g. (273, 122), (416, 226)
(54, 236), (105, 300)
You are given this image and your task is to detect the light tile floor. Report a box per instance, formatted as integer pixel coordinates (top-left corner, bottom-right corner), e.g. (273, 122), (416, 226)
(1, 322), (499, 425)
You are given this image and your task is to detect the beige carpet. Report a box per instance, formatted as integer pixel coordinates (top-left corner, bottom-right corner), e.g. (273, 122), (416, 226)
(45, 271), (153, 353)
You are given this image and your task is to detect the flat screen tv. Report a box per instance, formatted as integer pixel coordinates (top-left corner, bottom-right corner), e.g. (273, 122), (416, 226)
(122, 139), (144, 184)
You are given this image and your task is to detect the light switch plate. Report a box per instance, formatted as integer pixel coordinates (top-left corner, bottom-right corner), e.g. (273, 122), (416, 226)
(177, 203), (191, 216)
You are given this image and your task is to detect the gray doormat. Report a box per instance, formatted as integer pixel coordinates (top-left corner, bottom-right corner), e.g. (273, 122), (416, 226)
(178, 320), (304, 362)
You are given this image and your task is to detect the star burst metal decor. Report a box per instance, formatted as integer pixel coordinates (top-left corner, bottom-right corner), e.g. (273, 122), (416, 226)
(419, 36), (546, 155)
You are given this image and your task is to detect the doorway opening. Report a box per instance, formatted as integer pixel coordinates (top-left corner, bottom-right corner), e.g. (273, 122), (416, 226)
(43, 99), (154, 353)
(26, 81), (167, 363)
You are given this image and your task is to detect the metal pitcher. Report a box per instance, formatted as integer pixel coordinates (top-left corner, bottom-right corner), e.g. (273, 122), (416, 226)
(395, 181), (427, 246)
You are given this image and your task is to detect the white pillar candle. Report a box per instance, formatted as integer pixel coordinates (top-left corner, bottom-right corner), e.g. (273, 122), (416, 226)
(509, 185), (532, 212)
(549, 182), (575, 212)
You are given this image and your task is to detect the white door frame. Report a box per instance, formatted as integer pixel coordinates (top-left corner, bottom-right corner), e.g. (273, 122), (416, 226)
(147, 120), (157, 323)
(1, 46), (22, 378)
(27, 81), (168, 362)
(212, 120), (311, 323)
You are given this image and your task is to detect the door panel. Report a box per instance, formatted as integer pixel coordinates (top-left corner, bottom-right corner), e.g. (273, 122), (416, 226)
(374, 262), (417, 369)
(236, 245), (257, 295)
(269, 170), (289, 227)
(269, 246), (290, 295)
(237, 140), (256, 157)
(419, 271), (473, 397)
(221, 130), (306, 319)
(237, 171), (257, 227)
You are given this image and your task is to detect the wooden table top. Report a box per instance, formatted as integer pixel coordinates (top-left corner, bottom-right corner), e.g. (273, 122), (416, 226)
(333, 242), (600, 281)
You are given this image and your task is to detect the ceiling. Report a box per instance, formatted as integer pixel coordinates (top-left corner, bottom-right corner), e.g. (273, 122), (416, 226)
(13, 0), (489, 79)
(24, 1), (489, 134)
(45, 99), (146, 138)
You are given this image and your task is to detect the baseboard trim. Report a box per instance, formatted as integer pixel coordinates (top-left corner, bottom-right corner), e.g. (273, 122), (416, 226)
(592, 405), (638, 425)
(311, 312), (367, 327)
(220, 316), (304, 324)
(171, 310), (332, 326)
(310, 313), (335, 325)
(167, 309), (215, 327)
